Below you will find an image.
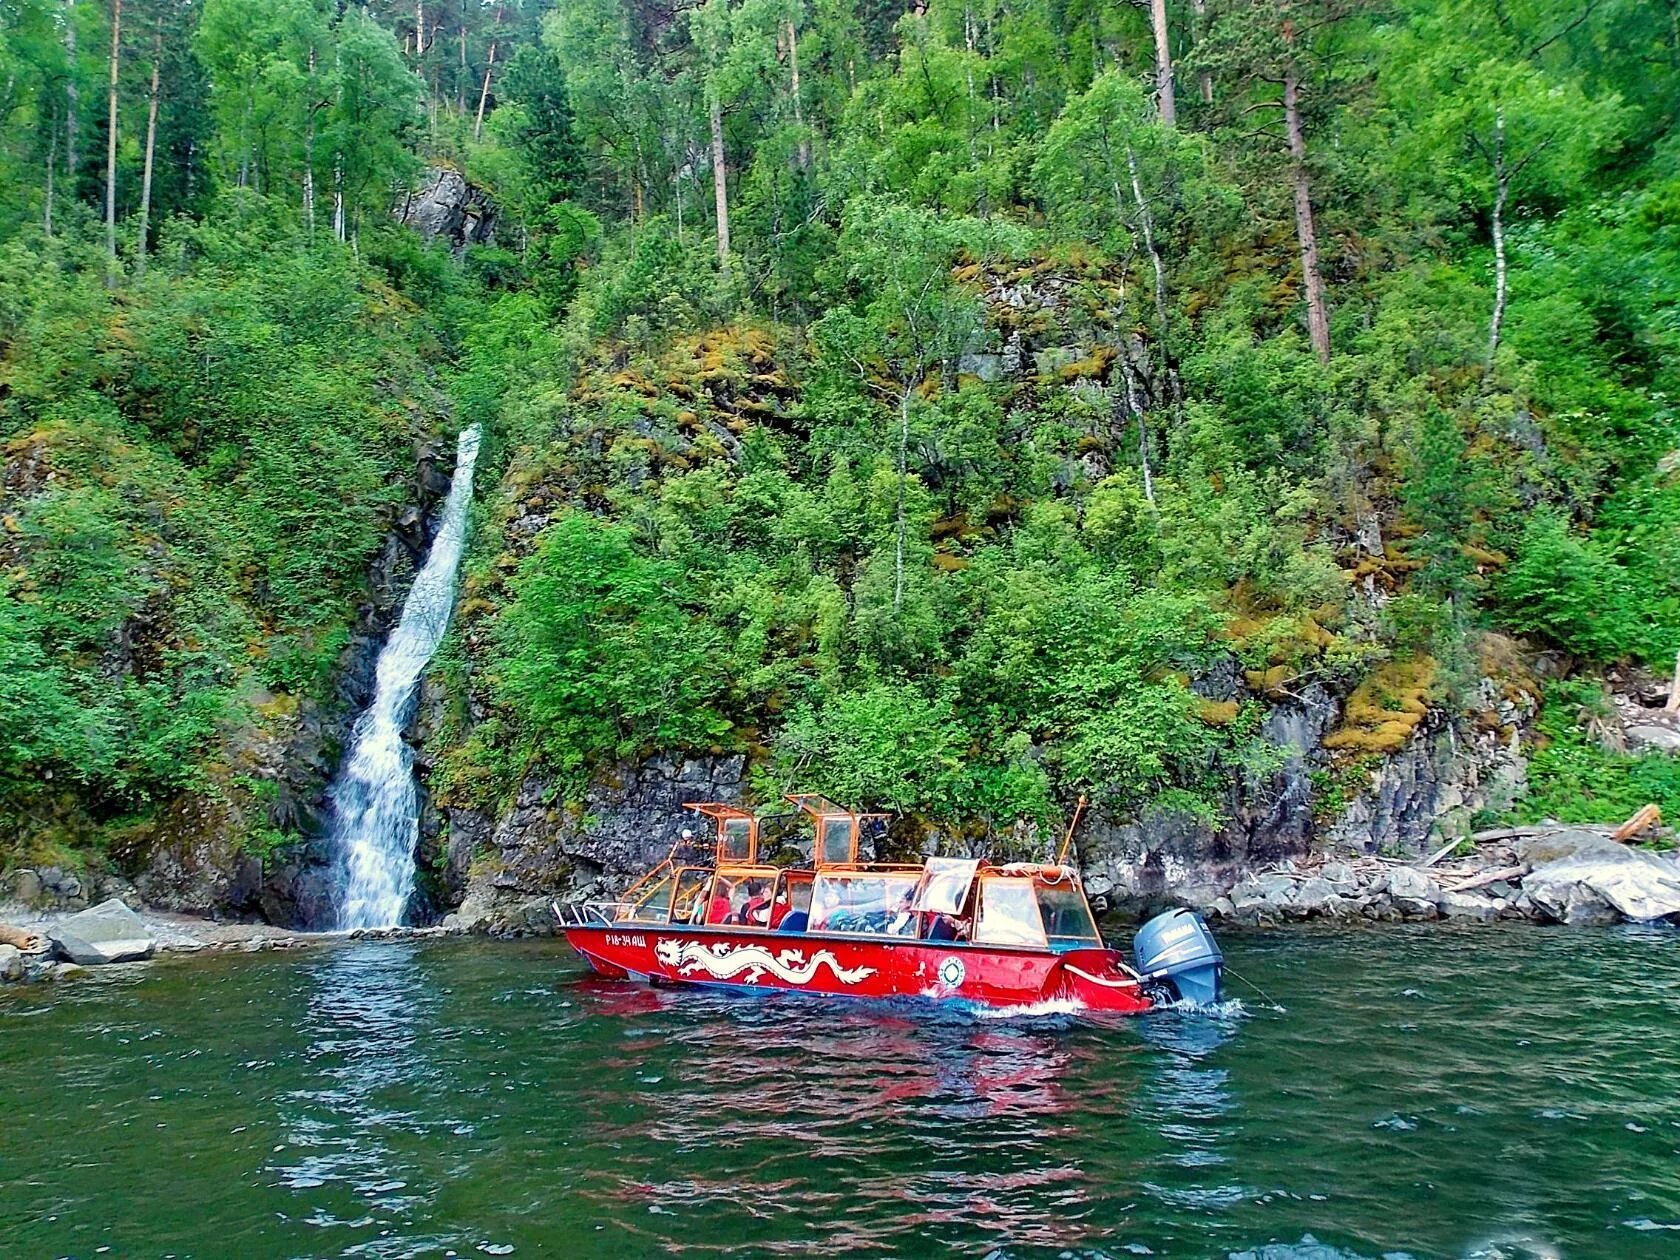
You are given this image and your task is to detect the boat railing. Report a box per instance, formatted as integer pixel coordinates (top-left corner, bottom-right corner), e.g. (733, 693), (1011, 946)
(551, 900), (632, 928)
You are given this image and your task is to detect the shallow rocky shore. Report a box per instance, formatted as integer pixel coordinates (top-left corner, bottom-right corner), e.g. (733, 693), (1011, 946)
(1194, 825), (1680, 928)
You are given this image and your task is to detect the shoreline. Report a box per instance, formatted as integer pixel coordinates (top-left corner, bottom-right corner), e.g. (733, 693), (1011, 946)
(5, 822), (1676, 987)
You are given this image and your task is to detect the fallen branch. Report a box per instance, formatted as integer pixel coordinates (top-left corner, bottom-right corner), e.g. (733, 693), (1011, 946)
(1445, 865), (1528, 893)
(1470, 826), (1549, 844)
(1611, 803), (1663, 842)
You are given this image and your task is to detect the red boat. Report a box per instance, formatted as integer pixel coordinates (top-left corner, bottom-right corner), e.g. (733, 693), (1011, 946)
(554, 795), (1222, 1015)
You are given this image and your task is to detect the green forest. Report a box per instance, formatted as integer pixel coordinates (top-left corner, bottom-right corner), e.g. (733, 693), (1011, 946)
(1, 0), (1678, 873)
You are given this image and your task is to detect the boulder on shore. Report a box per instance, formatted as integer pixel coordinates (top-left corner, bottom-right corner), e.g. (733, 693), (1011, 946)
(48, 898), (156, 965)
(0, 943), (22, 981)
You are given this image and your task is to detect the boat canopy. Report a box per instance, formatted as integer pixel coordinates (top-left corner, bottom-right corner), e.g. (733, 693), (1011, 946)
(912, 857), (980, 915)
(684, 802), (759, 865)
(785, 793), (888, 867)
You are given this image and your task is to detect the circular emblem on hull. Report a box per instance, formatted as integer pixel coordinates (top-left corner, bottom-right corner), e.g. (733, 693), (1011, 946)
(938, 957), (965, 988)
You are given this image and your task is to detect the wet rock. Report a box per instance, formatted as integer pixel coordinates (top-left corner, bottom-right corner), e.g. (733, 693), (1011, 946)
(0, 944), (21, 981)
(53, 962), (88, 981)
(1439, 891), (1501, 922)
(1516, 829), (1615, 866)
(1319, 862), (1356, 891)
(48, 898), (156, 965)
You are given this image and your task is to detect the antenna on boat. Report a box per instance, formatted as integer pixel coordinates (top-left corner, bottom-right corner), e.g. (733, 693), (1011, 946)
(1056, 794), (1088, 867)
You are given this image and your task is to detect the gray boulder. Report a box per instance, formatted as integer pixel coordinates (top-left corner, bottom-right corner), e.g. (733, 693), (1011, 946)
(1294, 877), (1337, 914)
(1525, 842), (1680, 921)
(1386, 866), (1440, 915)
(48, 898), (155, 965)
(1319, 862), (1357, 891)
(1625, 724), (1680, 753)
(0, 943), (21, 981)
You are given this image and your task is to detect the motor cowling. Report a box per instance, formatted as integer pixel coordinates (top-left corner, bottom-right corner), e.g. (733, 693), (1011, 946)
(1133, 908), (1223, 1006)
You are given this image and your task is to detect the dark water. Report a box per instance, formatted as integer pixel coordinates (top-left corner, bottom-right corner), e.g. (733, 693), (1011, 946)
(3, 926), (1678, 1259)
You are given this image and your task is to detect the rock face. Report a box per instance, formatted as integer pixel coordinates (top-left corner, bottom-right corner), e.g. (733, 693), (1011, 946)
(48, 899), (155, 965)
(442, 754), (749, 935)
(396, 166), (496, 255)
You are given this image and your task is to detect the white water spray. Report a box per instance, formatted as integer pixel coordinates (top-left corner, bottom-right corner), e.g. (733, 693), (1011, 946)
(329, 425), (482, 931)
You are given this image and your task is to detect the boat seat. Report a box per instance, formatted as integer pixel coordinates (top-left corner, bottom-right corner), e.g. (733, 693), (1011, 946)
(779, 911), (809, 933)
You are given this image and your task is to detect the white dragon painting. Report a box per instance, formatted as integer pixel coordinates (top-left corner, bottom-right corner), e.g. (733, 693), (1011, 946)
(655, 938), (877, 986)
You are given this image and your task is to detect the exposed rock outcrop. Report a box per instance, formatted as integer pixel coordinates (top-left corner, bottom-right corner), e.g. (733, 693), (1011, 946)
(397, 166), (496, 256)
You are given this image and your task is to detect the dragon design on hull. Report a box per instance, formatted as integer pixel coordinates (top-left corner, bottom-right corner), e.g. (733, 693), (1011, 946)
(655, 938), (877, 986)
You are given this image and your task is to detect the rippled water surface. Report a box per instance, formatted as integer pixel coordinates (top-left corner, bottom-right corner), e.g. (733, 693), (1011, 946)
(4, 925), (1679, 1258)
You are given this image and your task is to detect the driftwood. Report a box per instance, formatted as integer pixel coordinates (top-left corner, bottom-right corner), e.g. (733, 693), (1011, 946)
(1470, 825), (1554, 844)
(1418, 837), (1464, 869)
(1445, 865), (1528, 894)
(1611, 804), (1663, 842)
(0, 923), (44, 952)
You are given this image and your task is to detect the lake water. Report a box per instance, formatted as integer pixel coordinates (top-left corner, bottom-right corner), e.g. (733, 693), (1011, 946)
(3, 925), (1678, 1259)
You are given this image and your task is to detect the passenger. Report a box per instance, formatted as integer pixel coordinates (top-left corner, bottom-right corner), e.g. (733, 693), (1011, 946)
(811, 883), (842, 931)
(926, 914), (956, 941)
(739, 881), (771, 926)
(706, 881), (733, 925)
(886, 889), (917, 936)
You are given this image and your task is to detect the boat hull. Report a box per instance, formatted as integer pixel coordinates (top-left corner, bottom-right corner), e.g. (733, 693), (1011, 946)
(560, 924), (1153, 1014)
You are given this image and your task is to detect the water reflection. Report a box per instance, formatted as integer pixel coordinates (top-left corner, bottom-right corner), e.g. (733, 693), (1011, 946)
(270, 943), (458, 1253)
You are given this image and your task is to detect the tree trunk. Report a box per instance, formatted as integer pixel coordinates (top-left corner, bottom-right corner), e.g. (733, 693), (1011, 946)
(1126, 146), (1171, 340)
(135, 29), (160, 277)
(458, 9), (467, 112)
(1283, 68), (1331, 365)
(1149, 0), (1176, 126)
(1666, 649), (1680, 714)
(710, 95), (730, 267)
(45, 108), (57, 236)
(893, 383), (912, 613)
(415, 0), (425, 56)
(1192, 0), (1213, 103)
(104, 0), (121, 286)
(303, 47), (317, 242)
(65, 0), (78, 201)
(1118, 354), (1155, 502)
(787, 20), (810, 169)
(1485, 106), (1509, 373)
(473, 40), (496, 139)
(333, 155), (345, 242)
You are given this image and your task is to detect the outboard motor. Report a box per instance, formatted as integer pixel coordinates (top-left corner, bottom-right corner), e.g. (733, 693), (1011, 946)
(1133, 908), (1223, 1006)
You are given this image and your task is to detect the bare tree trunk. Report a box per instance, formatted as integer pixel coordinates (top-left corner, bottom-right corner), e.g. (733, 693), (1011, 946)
(104, 0), (121, 286)
(1666, 649), (1680, 714)
(473, 40), (496, 139)
(1193, 0), (1213, 103)
(1149, 0), (1176, 126)
(45, 107), (57, 236)
(458, 7), (467, 112)
(710, 95), (730, 267)
(65, 0), (78, 199)
(1485, 106), (1509, 373)
(415, 0), (425, 56)
(333, 156), (345, 242)
(787, 19), (810, 168)
(134, 28), (160, 277)
(894, 383), (912, 612)
(1283, 68), (1331, 365)
(1118, 354), (1155, 502)
(303, 47), (317, 242)
(1126, 146), (1171, 339)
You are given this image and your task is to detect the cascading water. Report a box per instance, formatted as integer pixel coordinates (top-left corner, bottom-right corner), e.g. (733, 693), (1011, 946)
(328, 425), (482, 931)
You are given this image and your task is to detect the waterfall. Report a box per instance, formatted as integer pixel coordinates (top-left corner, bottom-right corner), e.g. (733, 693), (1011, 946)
(329, 425), (482, 931)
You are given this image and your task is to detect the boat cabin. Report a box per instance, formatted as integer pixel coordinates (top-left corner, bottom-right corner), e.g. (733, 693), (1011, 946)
(603, 798), (1102, 953)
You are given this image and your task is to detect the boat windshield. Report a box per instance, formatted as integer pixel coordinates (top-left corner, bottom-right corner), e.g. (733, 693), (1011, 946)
(974, 876), (1049, 948)
(1035, 879), (1101, 950)
(670, 868), (709, 924)
(618, 870), (675, 922)
(809, 872), (920, 936)
(913, 857), (979, 915)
